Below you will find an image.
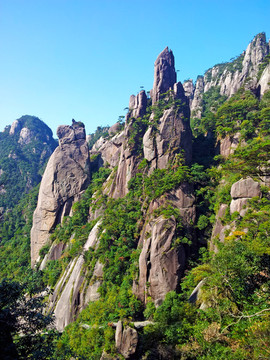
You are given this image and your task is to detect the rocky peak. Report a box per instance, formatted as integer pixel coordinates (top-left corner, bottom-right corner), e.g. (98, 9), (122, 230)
(183, 79), (194, 103)
(189, 33), (270, 117)
(128, 90), (147, 119)
(151, 47), (177, 103)
(9, 119), (22, 135)
(242, 33), (269, 78)
(30, 121), (90, 266)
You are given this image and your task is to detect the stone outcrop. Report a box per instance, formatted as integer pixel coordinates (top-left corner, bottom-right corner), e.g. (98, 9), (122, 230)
(219, 132), (244, 157)
(211, 178), (261, 249)
(183, 79), (194, 106)
(258, 63), (270, 97)
(49, 221), (102, 331)
(128, 90), (147, 119)
(39, 242), (66, 271)
(230, 178), (261, 217)
(189, 33), (269, 117)
(151, 47), (177, 103)
(30, 122), (90, 266)
(18, 127), (34, 145)
(143, 100), (192, 169)
(134, 184), (195, 304)
(190, 76), (204, 118)
(230, 178), (261, 199)
(91, 130), (125, 168)
(115, 320), (138, 359)
(9, 119), (22, 135)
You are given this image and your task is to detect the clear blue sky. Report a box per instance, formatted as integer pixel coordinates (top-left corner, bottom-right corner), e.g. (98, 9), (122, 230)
(0, 0), (269, 136)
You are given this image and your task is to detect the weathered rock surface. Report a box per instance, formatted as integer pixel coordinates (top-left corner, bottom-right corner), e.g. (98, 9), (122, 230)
(219, 132), (243, 157)
(135, 215), (186, 304)
(128, 90), (147, 119)
(39, 242), (66, 271)
(231, 178), (261, 199)
(190, 76), (204, 118)
(18, 127), (34, 145)
(211, 178), (261, 249)
(230, 198), (249, 217)
(31, 123), (91, 266)
(91, 130), (125, 168)
(143, 85), (192, 170)
(183, 79), (194, 105)
(134, 184), (195, 304)
(115, 320), (138, 359)
(151, 47), (177, 103)
(108, 122), (121, 136)
(258, 63), (270, 97)
(9, 119), (22, 136)
(49, 221), (102, 331)
(190, 33), (269, 116)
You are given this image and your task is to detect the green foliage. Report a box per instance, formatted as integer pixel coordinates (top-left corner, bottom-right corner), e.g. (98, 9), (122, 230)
(0, 278), (57, 359)
(88, 125), (109, 149)
(0, 115), (57, 211)
(129, 154), (191, 202)
(0, 185), (39, 282)
(215, 89), (259, 138)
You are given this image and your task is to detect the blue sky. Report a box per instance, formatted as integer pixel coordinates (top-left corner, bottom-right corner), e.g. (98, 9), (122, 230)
(0, 0), (269, 136)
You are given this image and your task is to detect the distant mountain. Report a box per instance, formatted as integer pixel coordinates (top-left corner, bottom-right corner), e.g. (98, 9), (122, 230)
(0, 115), (57, 214)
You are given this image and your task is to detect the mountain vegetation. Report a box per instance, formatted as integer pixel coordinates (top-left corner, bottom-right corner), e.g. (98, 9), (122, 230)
(1, 33), (270, 359)
(0, 115), (57, 213)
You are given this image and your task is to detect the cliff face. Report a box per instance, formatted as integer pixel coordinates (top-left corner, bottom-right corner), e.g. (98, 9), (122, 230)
(185, 33), (270, 118)
(35, 46), (195, 331)
(30, 34), (270, 357)
(30, 123), (90, 266)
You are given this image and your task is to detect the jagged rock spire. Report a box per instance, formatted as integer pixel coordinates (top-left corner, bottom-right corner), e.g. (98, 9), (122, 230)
(151, 47), (177, 103)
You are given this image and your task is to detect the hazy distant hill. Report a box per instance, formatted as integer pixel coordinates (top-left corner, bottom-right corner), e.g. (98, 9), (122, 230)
(0, 115), (57, 214)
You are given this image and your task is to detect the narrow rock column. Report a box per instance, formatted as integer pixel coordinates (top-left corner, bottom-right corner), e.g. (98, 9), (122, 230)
(30, 123), (90, 267)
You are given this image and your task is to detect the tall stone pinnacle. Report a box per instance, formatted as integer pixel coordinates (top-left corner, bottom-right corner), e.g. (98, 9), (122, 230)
(152, 47), (177, 103)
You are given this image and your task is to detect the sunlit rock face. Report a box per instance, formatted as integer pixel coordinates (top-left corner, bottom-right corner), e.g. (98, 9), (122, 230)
(30, 122), (90, 267)
(189, 33), (270, 117)
(151, 47), (177, 104)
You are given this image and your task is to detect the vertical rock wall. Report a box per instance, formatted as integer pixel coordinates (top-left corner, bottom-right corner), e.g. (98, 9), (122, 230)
(30, 123), (90, 267)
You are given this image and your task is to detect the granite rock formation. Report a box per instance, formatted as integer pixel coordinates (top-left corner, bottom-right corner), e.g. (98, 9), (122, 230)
(210, 178), (261, 250)
(30, 122), (90, 266)
(134, 184), (195, 304)
(49, 221), (102, 331)
(188, 33), (269, 118)
(151, 47), (177, 103)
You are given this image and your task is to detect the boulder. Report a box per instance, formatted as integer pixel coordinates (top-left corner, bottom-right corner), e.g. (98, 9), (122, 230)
(230, 178), (261, 199)
(108, 122), (121, 136)
(230, 198), (249, 217)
